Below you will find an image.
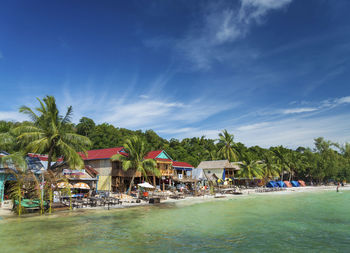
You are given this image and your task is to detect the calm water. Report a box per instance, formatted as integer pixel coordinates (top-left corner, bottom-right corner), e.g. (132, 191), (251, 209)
(1, 191), (350, 253)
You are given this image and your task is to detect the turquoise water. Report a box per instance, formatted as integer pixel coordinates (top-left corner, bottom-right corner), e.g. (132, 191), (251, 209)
(1, 191), (350, 252)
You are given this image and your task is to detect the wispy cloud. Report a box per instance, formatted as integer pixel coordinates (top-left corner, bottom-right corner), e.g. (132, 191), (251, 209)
(58, 78), (236, 132)
(273, 96), (350, 116)
(233, 113), (350, 148)
(174, 0), (293, 70)
(281, 107), (318, 114)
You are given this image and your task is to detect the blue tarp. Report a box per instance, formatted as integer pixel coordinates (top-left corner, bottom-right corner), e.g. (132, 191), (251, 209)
(291, 181), (300, 187)
(266, 181), (279, 188)
(276, 181), (286, 187)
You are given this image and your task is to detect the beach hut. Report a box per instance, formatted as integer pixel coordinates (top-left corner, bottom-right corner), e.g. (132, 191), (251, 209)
(266, 181), (278, 188)
(276, 181), (286, 187)
(197, 160), (239, 182)
(291, 181), (300, 187)
(284, 181), (292, 187)
(298, 180), (306, 187)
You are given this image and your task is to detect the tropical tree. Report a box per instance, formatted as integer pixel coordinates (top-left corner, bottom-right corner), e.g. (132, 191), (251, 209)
(111, 136), (160, 194)
(260, 151), (280, 183)
(238, 154), (263, 187)
(13, 96), (91, 171)
(217, 130), (239, 162)
(205, 148), (220, 161)
(76, 117), (96, 137)
(271, 146), (289, 181)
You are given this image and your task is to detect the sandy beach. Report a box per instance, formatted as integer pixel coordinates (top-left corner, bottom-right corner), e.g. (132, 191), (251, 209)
(1, 185), (349, 220)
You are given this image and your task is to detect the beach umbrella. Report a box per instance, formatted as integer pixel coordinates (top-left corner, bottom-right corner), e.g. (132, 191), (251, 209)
(138, 182), (155, 189)
(73, 182), (90, 189)
(57, 182), (73, 189)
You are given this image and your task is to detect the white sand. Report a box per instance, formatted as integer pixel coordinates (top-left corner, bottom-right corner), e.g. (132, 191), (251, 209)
(1, 185), (349, 218)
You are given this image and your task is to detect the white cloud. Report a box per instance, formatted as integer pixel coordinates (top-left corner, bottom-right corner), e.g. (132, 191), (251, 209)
(237, 122), (270, 131)
(282, 107), (318, 114)
(233, 113), (350, 148)
(174, 0), (293, 70)
(58, 80), (236, 132)
(335, 96), (350, 105)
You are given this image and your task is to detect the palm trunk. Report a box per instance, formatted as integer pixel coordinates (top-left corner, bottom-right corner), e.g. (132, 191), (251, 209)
(49, 187), (53, 214)
(127, 174), (136, 195)
(18, 186), (22, 216)
(69, 187), (72, 210)
(281, 168), (284, 181)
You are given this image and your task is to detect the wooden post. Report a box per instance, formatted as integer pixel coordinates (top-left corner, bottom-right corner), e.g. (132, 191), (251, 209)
(162, 180), (165, 191)
(153, 175), (156, 187)
(194, 179), (198, 196)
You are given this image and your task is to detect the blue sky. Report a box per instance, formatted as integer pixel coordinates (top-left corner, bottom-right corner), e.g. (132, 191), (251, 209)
(0, 0), (350, 148)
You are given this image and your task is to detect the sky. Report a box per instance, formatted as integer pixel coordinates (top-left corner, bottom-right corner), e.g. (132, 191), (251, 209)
(0, 0), (350, 148)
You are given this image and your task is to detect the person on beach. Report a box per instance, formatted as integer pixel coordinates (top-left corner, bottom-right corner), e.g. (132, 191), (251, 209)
(336, 182), (340, 192)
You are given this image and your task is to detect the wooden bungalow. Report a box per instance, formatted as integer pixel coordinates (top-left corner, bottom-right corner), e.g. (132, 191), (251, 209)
(80, 147), (136, 192)
(172, 161), (194, 183)
(144, 150), (174, 191)
(197, 160), (239, 183)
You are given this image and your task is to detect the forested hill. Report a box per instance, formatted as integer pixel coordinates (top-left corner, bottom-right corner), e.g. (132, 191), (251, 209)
(1, 117), (350, 183)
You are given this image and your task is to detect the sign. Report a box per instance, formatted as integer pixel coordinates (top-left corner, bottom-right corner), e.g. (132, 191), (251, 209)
(178, 174), (183, 179)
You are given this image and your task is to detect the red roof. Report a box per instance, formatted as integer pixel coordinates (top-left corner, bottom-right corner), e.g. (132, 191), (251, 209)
(144, 150), (172, 162)
(172, 161), (194, 168)
(144, 150), (162, 159)
(80, 147), (126, 160)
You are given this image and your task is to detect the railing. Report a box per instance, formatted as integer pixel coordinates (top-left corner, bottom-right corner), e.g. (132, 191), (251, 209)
(160, 169), (174, 176)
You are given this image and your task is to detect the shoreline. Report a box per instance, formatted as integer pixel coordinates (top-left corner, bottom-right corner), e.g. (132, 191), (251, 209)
(1, 185), (349, 220)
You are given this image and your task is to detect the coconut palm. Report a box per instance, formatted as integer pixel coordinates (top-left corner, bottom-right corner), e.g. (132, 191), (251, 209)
(237, 154), (263, 187)
(6, 168), (37, 216)
(260, 151), (280, 183)
(13, 96), (91, 170)
(217, 129), (239, 162)
(205, 148), (220, 161)
(271, 146), (289, 181)
(111, 136), (160, 194)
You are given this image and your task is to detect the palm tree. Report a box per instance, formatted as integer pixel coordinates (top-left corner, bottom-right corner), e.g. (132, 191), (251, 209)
(13, 96), (91, 170)
(260, 151), (280, 184)
(271, 146), (289, 181)
(217, 130), (239, 162)
(111, 136), (160, 194)
(237, 154), (263, 187)
(205, 148), (220, 161)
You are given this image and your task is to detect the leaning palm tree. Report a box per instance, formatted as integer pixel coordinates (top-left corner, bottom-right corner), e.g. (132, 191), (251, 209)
(13, 96), (91, 170)
(111, 136), (160, 194)
(217, 130), (239, 162)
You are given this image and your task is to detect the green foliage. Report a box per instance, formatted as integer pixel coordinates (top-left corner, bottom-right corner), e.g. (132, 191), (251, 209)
(111, 136), (159, 193)
(1, 95), (350, 185)
(13, 96), (92, 170)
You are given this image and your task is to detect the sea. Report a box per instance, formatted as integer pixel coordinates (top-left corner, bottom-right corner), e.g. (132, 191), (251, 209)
(0, 189), (349, 252)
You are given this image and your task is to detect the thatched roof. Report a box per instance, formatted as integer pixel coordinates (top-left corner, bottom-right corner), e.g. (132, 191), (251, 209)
(197, 160), (234, 169)
(230, 162), (243, 171)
